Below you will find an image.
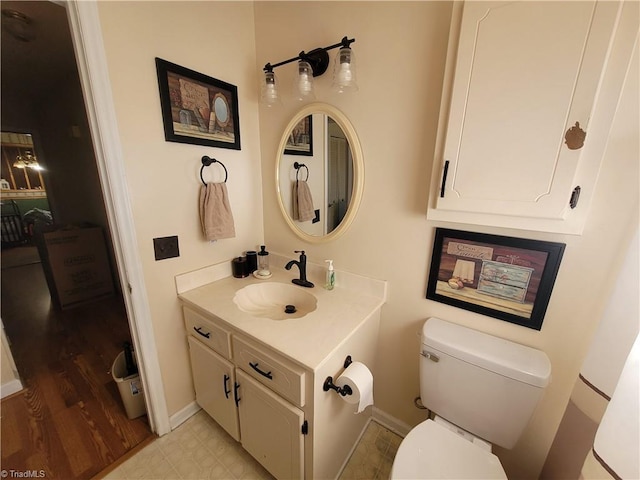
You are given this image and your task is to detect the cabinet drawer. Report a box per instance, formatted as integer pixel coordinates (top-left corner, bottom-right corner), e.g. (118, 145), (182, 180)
(184, 307), (232, 359)
(233, 336), (306, 407)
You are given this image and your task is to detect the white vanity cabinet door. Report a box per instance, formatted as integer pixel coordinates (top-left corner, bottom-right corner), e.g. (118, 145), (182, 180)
(432, 1), (622, 231)
(187, 336), (240, 441)
(236, 370), (305, 480)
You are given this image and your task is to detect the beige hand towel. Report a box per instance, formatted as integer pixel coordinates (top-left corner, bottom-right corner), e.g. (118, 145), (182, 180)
(293, 180), (315, 222)
(199, 182), (236, 241)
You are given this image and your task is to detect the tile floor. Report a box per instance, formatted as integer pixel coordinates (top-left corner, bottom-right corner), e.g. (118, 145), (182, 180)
(103, 409), (401, 480)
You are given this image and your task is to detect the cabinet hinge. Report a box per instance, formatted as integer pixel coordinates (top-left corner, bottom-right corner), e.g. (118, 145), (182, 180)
(570, 186), (581, 209)
(301, 420), (308, 435)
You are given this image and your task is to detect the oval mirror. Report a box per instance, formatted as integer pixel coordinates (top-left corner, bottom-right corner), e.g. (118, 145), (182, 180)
(276, 103), (364, 243)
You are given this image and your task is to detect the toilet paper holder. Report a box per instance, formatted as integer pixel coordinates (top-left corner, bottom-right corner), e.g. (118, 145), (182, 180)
(323, 355), (353, 396)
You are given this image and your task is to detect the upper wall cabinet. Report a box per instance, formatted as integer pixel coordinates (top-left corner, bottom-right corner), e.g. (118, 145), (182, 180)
(428, 1), (638, 234)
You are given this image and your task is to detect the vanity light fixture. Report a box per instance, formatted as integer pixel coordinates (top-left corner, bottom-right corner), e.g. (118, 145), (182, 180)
(261, 36), (357, 106)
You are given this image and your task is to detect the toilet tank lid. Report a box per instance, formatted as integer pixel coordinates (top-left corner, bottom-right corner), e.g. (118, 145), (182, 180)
(422, 318), (551, 388)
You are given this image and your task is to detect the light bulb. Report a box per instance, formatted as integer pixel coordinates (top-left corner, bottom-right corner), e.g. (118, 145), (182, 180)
(260, 70), (281, 106)
(332, 46), (358, 93)
(337, 63), (352, 84)
(299, 73), (312, 94)
(294, 61), (315, 101)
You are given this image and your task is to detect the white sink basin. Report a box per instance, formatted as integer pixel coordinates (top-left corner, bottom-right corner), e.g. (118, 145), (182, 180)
(233, 282), (317, 320)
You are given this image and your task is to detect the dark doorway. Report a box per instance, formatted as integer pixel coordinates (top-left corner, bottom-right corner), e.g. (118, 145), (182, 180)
(1, 2), (153, 478)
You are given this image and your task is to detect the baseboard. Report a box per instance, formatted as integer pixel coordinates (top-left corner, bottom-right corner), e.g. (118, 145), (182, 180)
(1, 379), (23, 399)
(372, 407), (412, 437)
(169, 403), (410, 440)
(169, 401), (201, 431)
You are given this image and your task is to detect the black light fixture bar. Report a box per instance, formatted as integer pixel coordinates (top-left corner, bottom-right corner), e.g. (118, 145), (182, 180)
(263, 36), (355, 77)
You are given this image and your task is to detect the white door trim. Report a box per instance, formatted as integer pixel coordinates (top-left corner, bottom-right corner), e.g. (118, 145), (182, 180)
(65, 0), (170, 435)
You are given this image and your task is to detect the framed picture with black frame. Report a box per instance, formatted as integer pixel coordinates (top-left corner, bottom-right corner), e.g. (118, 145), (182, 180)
(426, 228), (565, 330)
(284, 115), (313, 156)
(155, 58), (240, 150)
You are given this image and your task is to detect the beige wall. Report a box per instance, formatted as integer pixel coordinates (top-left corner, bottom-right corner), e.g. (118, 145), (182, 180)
(255, 3), (638, 479)
(96, 2), (638, 479)
(97, 1), (263, 415)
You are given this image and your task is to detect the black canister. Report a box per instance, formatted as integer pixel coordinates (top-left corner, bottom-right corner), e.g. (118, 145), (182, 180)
(232, 256), (248, 278)
(245, 250), (258, 273)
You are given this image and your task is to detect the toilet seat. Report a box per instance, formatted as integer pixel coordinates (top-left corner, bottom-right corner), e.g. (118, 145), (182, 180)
(390, 420), (507, 479)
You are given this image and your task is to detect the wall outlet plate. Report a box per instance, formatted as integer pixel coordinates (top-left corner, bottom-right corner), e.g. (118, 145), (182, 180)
(153, 236), (179, 261)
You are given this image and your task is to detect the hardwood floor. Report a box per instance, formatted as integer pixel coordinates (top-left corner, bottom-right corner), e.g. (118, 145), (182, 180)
(1, 250), (154, 479)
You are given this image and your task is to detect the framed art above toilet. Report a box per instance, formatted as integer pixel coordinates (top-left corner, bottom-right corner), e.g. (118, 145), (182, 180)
(426, 228), (565, 330)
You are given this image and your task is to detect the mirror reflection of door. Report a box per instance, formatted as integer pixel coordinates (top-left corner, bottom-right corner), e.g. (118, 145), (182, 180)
(326, 118), (352, 233)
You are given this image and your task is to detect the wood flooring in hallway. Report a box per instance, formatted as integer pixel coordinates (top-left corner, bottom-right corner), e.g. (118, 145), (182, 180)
(1, 250), (154, 479)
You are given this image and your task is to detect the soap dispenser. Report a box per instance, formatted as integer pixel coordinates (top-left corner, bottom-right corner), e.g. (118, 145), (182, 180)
(325, 260), (335, 290)
(255, 245), (271, 278)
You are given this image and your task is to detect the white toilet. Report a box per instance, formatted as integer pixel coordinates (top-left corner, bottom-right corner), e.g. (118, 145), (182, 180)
(391, 318), (551, 479)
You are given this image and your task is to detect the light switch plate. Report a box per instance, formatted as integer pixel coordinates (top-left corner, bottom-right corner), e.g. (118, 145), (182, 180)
(153, 236), (179, 261)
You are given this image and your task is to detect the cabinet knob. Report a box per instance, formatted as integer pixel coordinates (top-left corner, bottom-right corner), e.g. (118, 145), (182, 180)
(565, 122), (586, 150)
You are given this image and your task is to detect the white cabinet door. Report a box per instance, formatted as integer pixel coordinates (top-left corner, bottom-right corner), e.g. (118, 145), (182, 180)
(432, 1), (624, 230)
(237, 370), (304, 480)
(188, 336), (240, 441)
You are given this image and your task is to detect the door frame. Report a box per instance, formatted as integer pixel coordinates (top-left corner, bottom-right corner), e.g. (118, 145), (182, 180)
(65, 0), (170, 435)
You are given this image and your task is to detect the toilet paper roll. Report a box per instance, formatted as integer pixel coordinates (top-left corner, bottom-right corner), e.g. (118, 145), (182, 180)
(335, 361), (374, 414)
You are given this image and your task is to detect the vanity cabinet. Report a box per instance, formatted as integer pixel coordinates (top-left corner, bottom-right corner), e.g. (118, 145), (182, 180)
(428, 0), (637, 234)
(178, 266), (386, 480)
(185, 306), (305, 479)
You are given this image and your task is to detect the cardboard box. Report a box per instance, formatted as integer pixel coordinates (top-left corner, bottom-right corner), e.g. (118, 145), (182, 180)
(38, 226), (115, 309)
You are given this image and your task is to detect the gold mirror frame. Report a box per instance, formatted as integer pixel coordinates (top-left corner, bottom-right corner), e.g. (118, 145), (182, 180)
(275, 103), (364, 244)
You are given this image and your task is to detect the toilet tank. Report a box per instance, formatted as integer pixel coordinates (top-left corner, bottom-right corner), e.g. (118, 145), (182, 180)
(420, 318), (551, 449)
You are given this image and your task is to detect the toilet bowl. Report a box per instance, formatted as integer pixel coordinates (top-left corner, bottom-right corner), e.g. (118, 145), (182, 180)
(390, 418), (507, 480)
(390, 318), (551, 479)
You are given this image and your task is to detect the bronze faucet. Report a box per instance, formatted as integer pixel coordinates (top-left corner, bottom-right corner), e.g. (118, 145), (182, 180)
(285, 250), (314, 288)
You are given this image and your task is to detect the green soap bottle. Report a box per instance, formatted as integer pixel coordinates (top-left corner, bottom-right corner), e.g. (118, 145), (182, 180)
(325, 260), (335, 290)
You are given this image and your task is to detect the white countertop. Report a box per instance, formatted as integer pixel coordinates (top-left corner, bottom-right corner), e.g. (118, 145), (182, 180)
(178, 263), (386, 371)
